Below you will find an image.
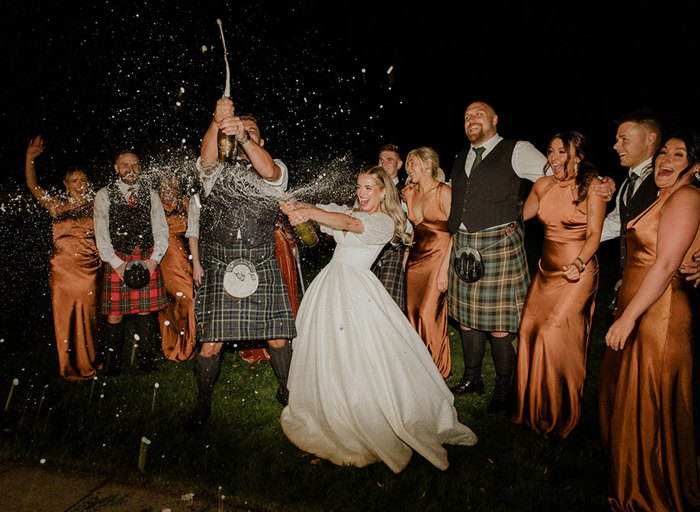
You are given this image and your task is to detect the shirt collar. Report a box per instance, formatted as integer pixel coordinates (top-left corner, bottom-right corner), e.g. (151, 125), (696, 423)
(630, 157), (654, 179)
(470, 133), (502, 154)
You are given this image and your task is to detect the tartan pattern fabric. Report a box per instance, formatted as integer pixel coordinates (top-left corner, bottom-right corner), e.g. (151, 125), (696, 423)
(101, 247), (167, 315)
(195, 241), (296, 343)
(372, 243), (406, 311)
(448, 223), (530, 332)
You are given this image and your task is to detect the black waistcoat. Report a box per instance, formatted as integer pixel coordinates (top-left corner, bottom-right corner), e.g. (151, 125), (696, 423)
(447, 139), (522, 233)
(107, 181), (154, 253)
(618, 170), (659, 273)
(199, 160), (279, 252)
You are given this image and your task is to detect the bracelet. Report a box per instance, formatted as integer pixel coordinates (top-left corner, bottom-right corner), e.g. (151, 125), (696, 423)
(235, 130), (250, 144)
(574, 257), (585, 271)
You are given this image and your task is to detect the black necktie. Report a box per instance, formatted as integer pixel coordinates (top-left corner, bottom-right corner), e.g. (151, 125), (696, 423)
(624, 172), (639, 206)
(470, 146), (486, 173)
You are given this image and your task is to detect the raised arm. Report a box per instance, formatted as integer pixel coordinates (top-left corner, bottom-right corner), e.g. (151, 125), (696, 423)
(25, 136), (61, 216)
(200, 98), (235, 166)
(606, 186), (700, 350)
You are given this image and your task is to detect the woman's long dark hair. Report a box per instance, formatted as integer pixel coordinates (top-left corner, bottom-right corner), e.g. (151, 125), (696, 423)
(655, 132), (700, 186)
(543, 131), (599, 205)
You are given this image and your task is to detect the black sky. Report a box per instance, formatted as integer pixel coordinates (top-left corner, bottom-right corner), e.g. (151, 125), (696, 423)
(2, 0), (698, 191)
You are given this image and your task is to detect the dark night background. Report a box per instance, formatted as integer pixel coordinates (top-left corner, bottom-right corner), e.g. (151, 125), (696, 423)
(0, 0), (698, 331)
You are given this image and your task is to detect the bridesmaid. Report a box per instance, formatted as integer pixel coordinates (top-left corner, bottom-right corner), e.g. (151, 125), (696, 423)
(599, 133), (700, 511)
(403, 147), (453, 379)
(157, 174), (196, 362)
(509, 132), (604, 437)
(24, 136), (101, 381)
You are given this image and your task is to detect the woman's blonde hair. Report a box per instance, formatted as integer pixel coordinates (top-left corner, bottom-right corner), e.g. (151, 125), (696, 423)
(358, 166), (411, 246)
(405, 146), (445, 184)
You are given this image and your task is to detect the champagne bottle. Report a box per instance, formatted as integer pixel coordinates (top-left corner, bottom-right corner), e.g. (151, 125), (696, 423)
(294, 220), (319, 247)
(217, 129), (237, 162)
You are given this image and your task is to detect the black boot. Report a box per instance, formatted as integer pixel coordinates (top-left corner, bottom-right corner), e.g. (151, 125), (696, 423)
(187, 350), (221, 429)
(450, 328), (486, 395)
(134, 314), (156, 372)
(103, 321), (125, 376)
(487, 333), (517, 413)
(269, 342), (292, 406)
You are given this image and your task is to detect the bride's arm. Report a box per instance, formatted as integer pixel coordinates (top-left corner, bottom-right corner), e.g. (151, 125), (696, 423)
(279, 201), (364, 234)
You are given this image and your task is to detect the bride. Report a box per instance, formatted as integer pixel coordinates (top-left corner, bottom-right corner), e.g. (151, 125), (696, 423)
(279, 166), (477, 473)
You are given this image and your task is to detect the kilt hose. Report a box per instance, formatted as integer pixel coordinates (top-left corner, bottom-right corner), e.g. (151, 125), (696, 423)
(101, 246), (167, 316)
(448, 222), (529, 333)
(195, 241), (296, 343)
(372, 243), (406, 311)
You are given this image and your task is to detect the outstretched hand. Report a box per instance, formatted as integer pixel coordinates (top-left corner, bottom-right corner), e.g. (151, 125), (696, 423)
(27, 136), (45, 161)
(279, 199), (312, 226)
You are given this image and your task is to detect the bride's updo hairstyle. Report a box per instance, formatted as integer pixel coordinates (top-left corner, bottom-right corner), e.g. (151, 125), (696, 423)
(358, 166), (412, 246)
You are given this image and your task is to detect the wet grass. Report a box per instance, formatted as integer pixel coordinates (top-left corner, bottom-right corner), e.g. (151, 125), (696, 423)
(0, 235), (619, 511)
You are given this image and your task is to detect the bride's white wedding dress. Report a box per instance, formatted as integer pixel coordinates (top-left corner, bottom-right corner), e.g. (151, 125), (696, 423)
(280, 204), (477, 473)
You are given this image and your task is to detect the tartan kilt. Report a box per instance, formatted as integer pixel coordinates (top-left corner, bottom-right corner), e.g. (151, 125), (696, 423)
(448, 222), (530, 332)
(195, 241), (296, 343)
(372, 243), (406, 311)
(101, 247), (167, 315)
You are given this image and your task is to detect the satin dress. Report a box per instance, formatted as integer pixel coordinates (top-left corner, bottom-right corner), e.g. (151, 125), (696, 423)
(509, 181), (598, 438)
(48, 202), (102, 380)
(281, 204), (477, 473)
(598, 185), (700, 511)
(405, 183), (452, 379)
(158, 196), (196, 362)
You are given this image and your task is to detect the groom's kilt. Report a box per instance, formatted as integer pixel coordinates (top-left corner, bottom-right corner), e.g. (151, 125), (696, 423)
(195, 241), (296, 343)
(448, 222), (529, 333)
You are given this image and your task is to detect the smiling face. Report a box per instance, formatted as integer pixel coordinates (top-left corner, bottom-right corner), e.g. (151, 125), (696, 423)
(64, 170), (89, 199)
(547, 138), (579, 181)
(464, 102), (498, 145)
(378, 150), (403, 180)
(114, 152), (141, 185)
(356, 173), (385, 213)
(613, 121), (655, 169)
(654, 138), (689, 190)
(405, 154), (428, 183)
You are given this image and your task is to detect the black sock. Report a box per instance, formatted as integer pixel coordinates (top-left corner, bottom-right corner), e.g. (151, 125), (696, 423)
(269, 342), (293, 392)
(104, 321), (125, 373)
(460, 328), (486, 383)
(134, 314), (155, 367)
(490, 333), (517, 399)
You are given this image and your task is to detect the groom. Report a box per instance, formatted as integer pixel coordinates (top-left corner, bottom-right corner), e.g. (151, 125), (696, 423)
(187, 98), (296, 427)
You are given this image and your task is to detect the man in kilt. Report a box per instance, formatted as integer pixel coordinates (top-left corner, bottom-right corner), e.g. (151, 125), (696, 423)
(373, 143), (410, 310)
(447, 101), (546, 412)
(187, 98), (296, 427)
(94, 151), (169, 374)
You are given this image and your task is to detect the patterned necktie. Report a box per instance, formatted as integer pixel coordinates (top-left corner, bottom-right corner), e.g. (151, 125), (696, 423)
(127, 186), (136, 207)
(470, 146), (486, 173)
(624, 172), (639, 206)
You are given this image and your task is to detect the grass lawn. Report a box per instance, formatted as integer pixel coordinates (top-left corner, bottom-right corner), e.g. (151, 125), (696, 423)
(1, 231), (623, 511)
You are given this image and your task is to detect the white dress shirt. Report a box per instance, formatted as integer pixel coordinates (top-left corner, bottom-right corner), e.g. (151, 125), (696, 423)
(186, 157), (289, 239)
(94, 180), (169, 268)
(464, 134), (547, 181)
(600, 157), (654, 243)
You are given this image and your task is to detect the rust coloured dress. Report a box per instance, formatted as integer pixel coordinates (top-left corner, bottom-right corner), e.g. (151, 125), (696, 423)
(405, 183), (452, 378)
(48, 202), (102, 380)
(598, 186), (700, 511)
(158, 196), (196, 361)
(509, 181), (598, 438)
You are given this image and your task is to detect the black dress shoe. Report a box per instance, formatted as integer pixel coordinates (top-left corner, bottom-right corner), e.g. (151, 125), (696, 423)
(276, 387), (289, 406)
(449, 378), (485, 395)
